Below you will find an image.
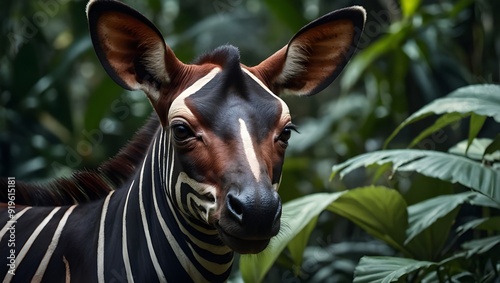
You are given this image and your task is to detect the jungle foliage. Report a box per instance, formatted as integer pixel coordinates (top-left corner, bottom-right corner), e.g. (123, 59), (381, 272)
(1, 0), (499, 282)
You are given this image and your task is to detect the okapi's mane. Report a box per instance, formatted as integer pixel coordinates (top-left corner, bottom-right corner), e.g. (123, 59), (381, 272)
(0, 114), (160, 206)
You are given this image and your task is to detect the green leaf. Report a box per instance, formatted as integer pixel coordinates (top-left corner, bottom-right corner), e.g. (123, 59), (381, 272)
(403, 186), (500, 260)
(457, 216), (500, 236)
(353, 256), (435, 283)
(449, 84), (500, 101)
(341, 23), (409, 92)
(450, 138), (500, 164)
(406, 208), (459, 260)
(326, 187), (411, 256)
(461, 235), (500, 257)
(467, 192), (500, 208)
(407, 112), (466, 148)
(484, 134), (500, 160)
(286, 215), (318, 273)
(467, 113), (487, 154)
(239, 192), (345, 283)
(449, 138), (494, 160)
(385, 84), (500, 148)
(332, 149), (500, 203)
(401, 0), (422, 18)
(371, 163), (394, 184)
(406, 192), (474, 243)
(403, 191), (499, 259)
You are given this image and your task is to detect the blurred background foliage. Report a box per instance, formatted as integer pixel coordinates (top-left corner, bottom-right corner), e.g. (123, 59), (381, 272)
(1, 0), (499, 282)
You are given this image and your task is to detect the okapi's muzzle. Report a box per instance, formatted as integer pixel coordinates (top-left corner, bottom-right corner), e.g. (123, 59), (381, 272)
(217, 184), (282, 254)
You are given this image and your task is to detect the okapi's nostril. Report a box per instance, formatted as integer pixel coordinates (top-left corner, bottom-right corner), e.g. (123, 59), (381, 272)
(227, 194), (244, 223)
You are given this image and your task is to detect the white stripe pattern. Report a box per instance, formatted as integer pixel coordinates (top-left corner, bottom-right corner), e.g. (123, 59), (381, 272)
(0, 207), (31, 240)
(139, 139), (166, 282)
(121, 180), (135, 283)
(32, 205), (77, 283)
(97, 191), (115, 283)
(3, 207), (61, 283)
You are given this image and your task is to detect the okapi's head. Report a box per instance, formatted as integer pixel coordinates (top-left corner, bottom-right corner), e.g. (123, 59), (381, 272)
(87, 0), (365, 254)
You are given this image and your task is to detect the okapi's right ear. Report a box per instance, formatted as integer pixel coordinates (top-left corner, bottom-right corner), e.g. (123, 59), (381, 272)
(249, 6), (366, 97)
(86, 0), (185, 102)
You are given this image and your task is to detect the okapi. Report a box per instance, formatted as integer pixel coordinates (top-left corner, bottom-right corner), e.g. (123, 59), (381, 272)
(0, 0), (365, 282)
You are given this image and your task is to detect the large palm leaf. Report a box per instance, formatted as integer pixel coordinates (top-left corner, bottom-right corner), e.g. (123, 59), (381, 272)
(385, 84), (500, 149)
(331, 149), (500, 203)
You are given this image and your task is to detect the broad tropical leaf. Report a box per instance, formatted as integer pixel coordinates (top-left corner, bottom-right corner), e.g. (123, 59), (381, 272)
(332, 149), (500, 203)
(457, 216), (500, 236)
(449, 138), (495, 161)
(484, 134), (500, 160)
(326, 187), (410, 256)
(340, 25), (409, 92)
(467, 113), (487, 154)
(404, 194), (462, 260)
(406, 191), (500, 245)
(286, 216), (318, 273)
(405, 208), (459, 261)
(399, 186), (499, 261)
(407, 112), (466, 149)
(461, 235), (500, 257)
(353, 256), (435, 283)
(385, 84), (500, 148)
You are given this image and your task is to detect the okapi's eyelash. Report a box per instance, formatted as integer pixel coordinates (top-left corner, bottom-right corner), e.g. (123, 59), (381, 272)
(286, 123), (300, 134)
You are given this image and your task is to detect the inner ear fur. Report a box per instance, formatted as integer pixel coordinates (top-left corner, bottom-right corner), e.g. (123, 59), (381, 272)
(249, 6), (366, 97)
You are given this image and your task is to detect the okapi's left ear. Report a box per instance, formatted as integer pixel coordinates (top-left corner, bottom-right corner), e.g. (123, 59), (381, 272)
(86, 0), (186, 102)
(249, 6), (366, 96)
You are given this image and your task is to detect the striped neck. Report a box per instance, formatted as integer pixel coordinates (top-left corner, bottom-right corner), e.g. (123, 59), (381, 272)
(110, 125), (233, 282)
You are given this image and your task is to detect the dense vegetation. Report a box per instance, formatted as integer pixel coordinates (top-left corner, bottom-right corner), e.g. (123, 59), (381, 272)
(1, 0), (499, 282)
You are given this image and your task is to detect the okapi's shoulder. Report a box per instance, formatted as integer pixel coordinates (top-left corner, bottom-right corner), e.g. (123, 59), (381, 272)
(0, 114), (160, 206)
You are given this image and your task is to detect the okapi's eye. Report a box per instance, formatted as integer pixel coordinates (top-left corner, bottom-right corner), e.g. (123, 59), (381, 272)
(277, 124), (298, 146)
(172, 123), (195, 142)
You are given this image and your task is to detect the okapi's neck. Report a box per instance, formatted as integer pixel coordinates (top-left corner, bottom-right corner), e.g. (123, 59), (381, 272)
(115, 125), (233, 282)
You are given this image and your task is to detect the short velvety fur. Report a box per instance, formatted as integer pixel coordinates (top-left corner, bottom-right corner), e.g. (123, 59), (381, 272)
(0, 2), (366, 281)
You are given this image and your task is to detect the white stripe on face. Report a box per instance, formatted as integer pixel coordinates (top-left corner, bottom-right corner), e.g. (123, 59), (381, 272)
(168, 68), (221, 123)
(174, 172), (217, 224)
(239, 118), (260, 181)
